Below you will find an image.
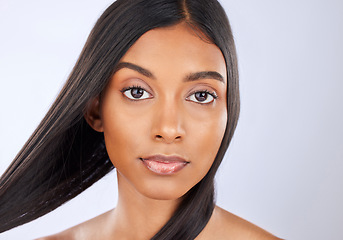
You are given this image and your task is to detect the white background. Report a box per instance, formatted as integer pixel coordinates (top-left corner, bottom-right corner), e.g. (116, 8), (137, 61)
(0, 0), (342, 239)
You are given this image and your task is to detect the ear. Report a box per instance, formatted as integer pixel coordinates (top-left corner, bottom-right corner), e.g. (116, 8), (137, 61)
(84, 96), (104, 132)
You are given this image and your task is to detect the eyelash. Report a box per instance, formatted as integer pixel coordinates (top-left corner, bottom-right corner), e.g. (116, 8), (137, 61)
(120, 85), (218, 104)
(120, 85), (145, 94)
(120, 85), (152, 101)
(187, 89), (218, 104)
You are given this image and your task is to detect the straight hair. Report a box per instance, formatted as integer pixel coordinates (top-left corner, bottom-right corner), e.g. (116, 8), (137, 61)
(0, 0), (239, 239)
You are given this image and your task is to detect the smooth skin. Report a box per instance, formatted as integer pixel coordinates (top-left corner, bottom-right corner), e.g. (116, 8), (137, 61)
(38, 23), (281, 240)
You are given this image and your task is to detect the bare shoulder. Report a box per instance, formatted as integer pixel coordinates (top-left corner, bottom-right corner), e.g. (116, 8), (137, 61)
(34, 230), (72, 240)
(198, 206), (283, 240)
(34, 210), (112, 240)
(34, 223), (82, 240)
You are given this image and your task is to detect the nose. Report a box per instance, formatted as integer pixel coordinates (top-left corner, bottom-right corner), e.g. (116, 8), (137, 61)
(151, 100), (186, 144)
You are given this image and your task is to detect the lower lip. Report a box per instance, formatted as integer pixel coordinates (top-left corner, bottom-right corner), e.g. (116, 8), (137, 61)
(141, 159), (188, 175)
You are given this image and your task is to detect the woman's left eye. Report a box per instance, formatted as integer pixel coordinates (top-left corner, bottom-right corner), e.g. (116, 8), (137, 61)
(187, 91), (217, 104)
(121, 87), (152, 100)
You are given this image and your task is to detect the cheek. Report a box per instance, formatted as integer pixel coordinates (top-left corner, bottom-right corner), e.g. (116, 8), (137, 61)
(100, 100), (148, 165)
(186, 107), (227, 177)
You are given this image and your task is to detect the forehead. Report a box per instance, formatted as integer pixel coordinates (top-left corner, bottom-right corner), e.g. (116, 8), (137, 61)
(120, 23), (227, 82)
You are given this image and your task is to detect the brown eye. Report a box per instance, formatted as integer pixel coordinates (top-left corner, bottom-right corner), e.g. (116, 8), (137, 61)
(187, 91), (216, 104)
(131, 88), (144, 98)
(195, 92), (208, 102)
(123, 87), (152, 100)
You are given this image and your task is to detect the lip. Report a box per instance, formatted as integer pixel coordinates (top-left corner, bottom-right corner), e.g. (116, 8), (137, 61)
(140, 155), (189, 175)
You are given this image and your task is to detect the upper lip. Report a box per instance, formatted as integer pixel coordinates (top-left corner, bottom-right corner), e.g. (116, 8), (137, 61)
(140, 154), (189, 163)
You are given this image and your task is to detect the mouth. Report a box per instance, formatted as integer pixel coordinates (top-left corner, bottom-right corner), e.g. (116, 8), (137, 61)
(140, 155), (189, 175)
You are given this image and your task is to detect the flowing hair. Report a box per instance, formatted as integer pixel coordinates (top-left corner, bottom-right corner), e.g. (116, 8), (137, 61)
(0, 0), (239, 239)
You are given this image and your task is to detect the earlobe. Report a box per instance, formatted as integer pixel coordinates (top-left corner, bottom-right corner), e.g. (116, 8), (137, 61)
(84, 96), (104, 132)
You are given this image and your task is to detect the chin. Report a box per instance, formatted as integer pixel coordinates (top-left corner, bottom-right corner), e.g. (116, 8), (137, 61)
(143, 190), (184, 201)
(138, 180), (192, 201)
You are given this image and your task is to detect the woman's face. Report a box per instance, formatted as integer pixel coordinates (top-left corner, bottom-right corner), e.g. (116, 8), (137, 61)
(95, 23), (227, 200)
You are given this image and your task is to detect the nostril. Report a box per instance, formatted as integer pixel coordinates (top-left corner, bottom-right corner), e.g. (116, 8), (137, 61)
(154, 134), (182, 142)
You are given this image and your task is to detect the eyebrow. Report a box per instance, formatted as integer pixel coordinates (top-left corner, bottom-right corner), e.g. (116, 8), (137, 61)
(185, 71), (224, 83)
(115, 62), (225, 83)
(115, 62), (155, 79)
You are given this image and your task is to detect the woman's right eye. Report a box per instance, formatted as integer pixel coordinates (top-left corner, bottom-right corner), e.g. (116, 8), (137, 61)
(121, 87), (152, 100)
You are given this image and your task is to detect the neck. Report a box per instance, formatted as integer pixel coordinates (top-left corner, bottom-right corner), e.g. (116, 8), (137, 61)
(109, 170), (182, 239)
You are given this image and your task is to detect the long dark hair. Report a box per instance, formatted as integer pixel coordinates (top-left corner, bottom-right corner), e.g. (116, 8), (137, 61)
(0, 0), (239, 239)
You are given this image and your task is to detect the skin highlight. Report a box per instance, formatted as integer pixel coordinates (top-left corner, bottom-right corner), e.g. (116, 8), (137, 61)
(36, 23), (281, 240)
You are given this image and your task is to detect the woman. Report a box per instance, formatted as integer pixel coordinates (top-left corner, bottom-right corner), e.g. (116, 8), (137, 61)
(0, 0), (281, 239)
